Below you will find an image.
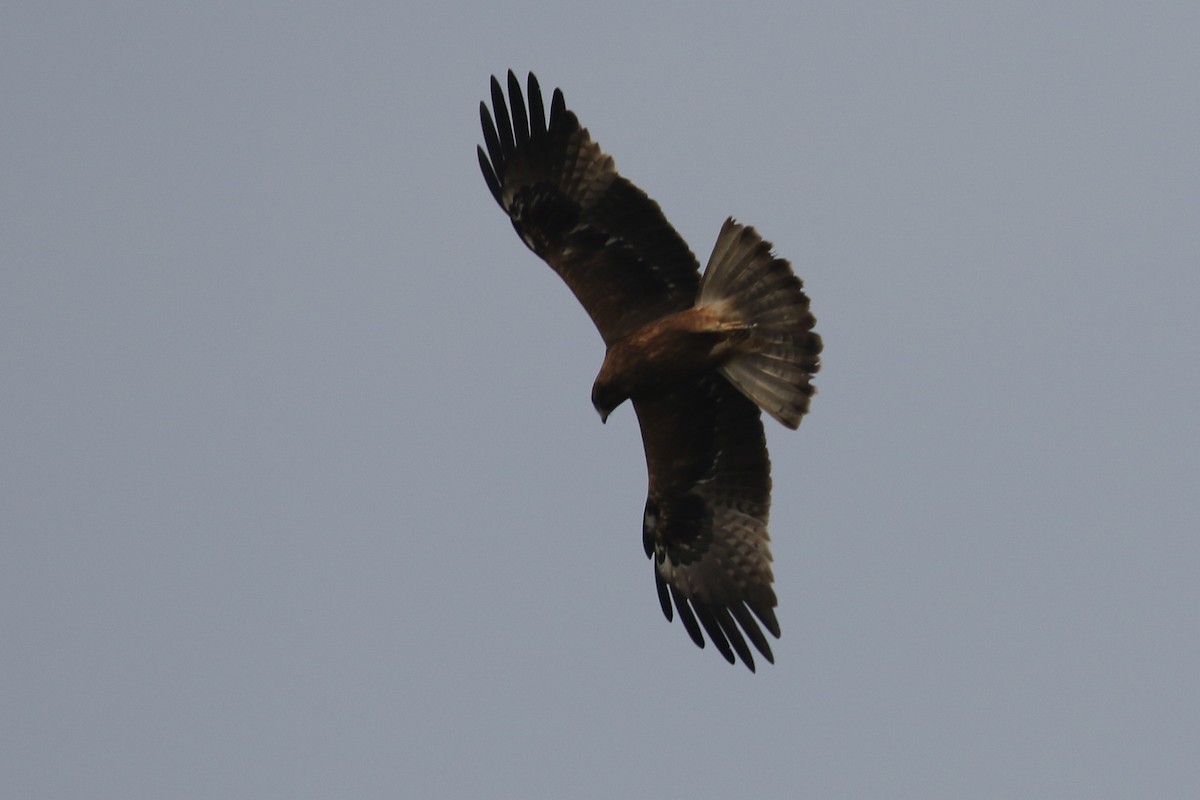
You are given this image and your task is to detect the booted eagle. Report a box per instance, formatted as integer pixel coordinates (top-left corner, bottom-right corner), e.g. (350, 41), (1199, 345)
(478, 71), (821, 671)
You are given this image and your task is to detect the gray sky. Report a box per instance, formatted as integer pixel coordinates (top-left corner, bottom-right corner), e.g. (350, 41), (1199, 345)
(3, 2), (1198, 798)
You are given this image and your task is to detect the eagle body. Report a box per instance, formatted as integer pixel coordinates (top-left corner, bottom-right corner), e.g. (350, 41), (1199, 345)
(592, 305), (750, 421)
(478, 72), (821, 671)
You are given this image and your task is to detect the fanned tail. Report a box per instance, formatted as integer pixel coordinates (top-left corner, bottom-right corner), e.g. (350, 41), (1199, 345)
(697, 218), (821, 429)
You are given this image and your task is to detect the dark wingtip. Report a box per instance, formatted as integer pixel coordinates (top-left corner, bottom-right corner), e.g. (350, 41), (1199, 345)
(695, 605), (736, 665)
(730, 602), (775, 664)
(506, 70), (529, 147)
(654, 570), (673, 622)
(527, 73), (546, 138)
(488, 74), (503, 108)
(477, 146), (501, 204)
(752, 603), (781, 639)
(489, 75), (514, 154)
(479, 100), (503, 179)
(657, 568), (781, 670)
(671, 586), (706, 650)
(714, 605), (756, 670)
(549, 87), (566, 129)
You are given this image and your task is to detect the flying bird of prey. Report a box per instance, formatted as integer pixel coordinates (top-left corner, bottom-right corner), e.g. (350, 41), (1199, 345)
(478, 71), (821, 671)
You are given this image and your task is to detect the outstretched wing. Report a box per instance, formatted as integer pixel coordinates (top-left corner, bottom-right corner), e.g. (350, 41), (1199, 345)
(478, 71), (700, 345)
(635, 375), (780, 671)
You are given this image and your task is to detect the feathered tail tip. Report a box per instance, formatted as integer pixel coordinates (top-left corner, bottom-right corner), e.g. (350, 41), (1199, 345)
(698, 218), (822, 429)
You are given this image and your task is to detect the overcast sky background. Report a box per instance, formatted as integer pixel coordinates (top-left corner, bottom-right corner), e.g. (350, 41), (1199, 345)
(3, 2), (1198, 798)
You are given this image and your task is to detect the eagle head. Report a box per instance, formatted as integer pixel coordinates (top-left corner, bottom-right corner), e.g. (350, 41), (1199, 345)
(591, 378), (627, 424)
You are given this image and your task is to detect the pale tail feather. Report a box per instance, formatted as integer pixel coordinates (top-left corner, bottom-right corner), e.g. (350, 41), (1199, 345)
(698, 218), (821, 429)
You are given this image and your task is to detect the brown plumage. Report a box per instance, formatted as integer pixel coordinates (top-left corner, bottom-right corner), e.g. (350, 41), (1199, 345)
(478, 71), (821, 671)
